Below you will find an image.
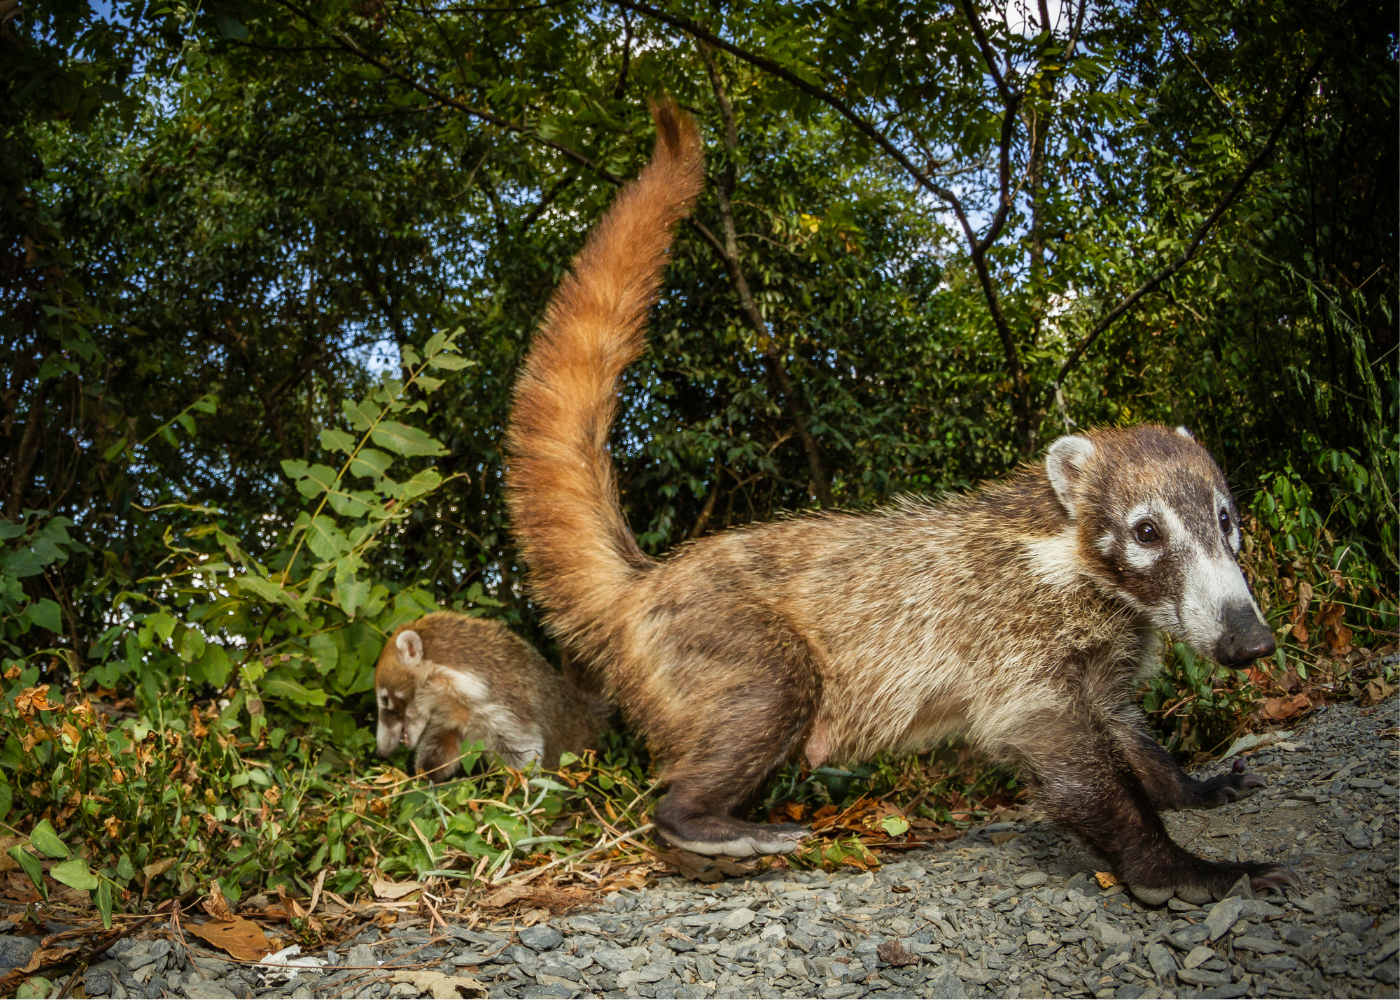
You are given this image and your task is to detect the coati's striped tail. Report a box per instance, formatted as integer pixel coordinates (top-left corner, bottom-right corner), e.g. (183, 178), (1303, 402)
(504, 100), (705, 653)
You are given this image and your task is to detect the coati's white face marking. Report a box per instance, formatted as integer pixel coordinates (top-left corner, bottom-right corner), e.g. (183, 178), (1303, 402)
(1045, 429), (1275, 667)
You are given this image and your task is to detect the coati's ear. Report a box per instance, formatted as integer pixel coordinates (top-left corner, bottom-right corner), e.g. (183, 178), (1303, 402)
(1175, 425), (1194, 439)
(396, 629), (424, 668)
(1045, 434), (1096, 519)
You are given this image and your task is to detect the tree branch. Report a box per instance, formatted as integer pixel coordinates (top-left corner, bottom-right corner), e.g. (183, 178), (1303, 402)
(272, 0), (625, 184)
(1054, 51), (1326, 392)
(697, 42), (833, 507)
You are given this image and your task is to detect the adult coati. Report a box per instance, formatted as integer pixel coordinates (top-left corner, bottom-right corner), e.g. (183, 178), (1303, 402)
(503, 101), (1295, 904)
(374, 612), (607, 780)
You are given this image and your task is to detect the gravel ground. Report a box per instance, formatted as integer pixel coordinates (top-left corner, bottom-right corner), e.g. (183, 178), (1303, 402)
(8, 697), (1397, 999)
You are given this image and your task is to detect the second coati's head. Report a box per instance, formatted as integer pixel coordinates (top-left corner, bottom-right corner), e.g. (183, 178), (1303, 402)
(1044, 423), (1275, 667)
(374, 627), (438, 757)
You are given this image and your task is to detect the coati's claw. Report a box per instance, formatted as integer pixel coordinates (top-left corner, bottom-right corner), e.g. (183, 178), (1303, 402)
(1247, 862), (1300, 895)
(659, 822), (808, 858)
(1192, 762), (1267, 809)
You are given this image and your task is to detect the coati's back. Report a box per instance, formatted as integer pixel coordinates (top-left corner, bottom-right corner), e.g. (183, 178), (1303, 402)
(374, 612), (607, 773)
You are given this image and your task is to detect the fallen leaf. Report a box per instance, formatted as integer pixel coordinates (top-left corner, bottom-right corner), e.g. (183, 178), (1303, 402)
(1289, 623), (1310, 645)
(1095, 871), (1119, 889)
(1325, 624), (1354, 656)
(989, 832), (1022, 846)
(390, 970), (486, 999)
(187, 917), (273, 962)
(143, 858), (176, 880)
(1363, 679), (1396, 706)
(481, 885), (532, 908)
(372, 878), (423, 901)
(1295, 581), (1314, 619)
(876, 940), (919, 966)
(202, 881), (234, 922)
(519, 908), (548, 927)
(1261, 693), (1311, 721)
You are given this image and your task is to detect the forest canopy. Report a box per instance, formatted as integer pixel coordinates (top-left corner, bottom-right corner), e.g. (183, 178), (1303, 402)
(0, 0), (1396, 916)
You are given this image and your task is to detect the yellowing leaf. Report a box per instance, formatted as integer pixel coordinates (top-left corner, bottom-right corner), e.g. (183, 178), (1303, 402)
(1095, 870), (1119, 888)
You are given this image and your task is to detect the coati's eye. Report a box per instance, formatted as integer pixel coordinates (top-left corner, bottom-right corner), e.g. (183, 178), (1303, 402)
(1133, 520), (1160, 545)
(1219, 510), (1231, 535)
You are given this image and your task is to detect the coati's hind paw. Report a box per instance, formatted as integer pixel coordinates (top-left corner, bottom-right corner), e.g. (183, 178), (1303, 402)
(1127, 859), (1300, 906)
(1191, 758), (1267, 809)
(658, 820), (808, 858)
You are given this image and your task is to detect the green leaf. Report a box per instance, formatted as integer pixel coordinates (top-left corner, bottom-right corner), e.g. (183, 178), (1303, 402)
(196, 644), (232, 688)
(50, 858), (99, 890)
(347, 448), (393, 480)
(117, 854), (136, 881)
(0, 779), (10, 822)
(102, 436), (128, 461)
(300, 515), (351, 561)
(178, 627), (206, 664)
(7, 846), (47, 900)
(426, 352), (473, 371)
(22, 599), (62, 633)
(880, 815), (910, 837)
(16, 976), (52, 999)
(234, 574), (296, 608)
(293, 464), (339, 498)
(337, 575), (370, 619)
(342, 399), (379, 432)
(319, 428), (358, 454)
(96, 878), (113, 928)
(399, 469), (443, 500)
(326, 489), (376, 518)
(309, 632), (338, 674)
(263, 675), (328, 706)
(415, 376), (444, 394)
(29, 819), (70, 859)
(370, 421), (446, 457)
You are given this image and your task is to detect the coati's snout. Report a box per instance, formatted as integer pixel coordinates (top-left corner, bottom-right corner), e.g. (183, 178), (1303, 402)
(1215, 602), (1276, 666)
(374, 629), (427, 756)
(1047, 425), (1274, 666)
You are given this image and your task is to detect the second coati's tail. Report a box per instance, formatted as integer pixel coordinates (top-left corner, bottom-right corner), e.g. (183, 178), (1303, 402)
(504, 100), (705, 654)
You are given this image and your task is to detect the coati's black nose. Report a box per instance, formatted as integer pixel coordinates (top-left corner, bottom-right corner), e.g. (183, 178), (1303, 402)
(1215, 603), (1276, 666)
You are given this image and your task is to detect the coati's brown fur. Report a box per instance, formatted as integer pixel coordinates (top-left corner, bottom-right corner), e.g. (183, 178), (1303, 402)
(374, 612), (607, 781)
(503, 100), (1294, 903)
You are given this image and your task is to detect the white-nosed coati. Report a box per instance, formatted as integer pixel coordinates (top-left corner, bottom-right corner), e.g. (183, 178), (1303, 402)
(374, 612), (608, 781)
(503, 100), (1295, 904)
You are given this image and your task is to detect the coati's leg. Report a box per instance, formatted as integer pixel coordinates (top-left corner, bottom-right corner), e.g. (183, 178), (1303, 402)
(650, 628), (820, 858)
(1104, 704), (1266, 810)
(414, 726), (464, 784)
(1021, 720), (1296, 905)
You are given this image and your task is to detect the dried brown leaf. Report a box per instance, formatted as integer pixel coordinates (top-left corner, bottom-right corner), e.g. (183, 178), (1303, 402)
(186, 917), (272, 962)
(876, 940), (919, 966)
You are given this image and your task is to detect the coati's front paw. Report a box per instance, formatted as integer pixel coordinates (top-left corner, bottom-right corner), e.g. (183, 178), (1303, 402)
(1192, 759), (1266, 809)
(658, 820), (808, 858)
(1127, 858), (1300, 906)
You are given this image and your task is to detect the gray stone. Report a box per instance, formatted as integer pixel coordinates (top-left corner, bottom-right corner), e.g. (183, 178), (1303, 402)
(1205, 897), (1247, 940)
(721, 908), (756, 931)
(0, 936), (40, 972)
(1183, 945), (1217, 969)
(1233, 936), (1285, 954)
(923, 970), (967, 998)
(1199, 985), (1250, 999)
(519, 925), (564, 952)
(594, 946), (647, 973)
(349, 943), (377, 968)
(1091, 918), (1132, 951)
(538, 961), (581, 982)
(1166, 925), (1210, 950)
(1345, 824), (1373, 849)
(1146, 943), (1178, 979)
(1177, 966), (1232, 987)
(1372, 959), (1399, 985)
(1014, 871), (1048, 889)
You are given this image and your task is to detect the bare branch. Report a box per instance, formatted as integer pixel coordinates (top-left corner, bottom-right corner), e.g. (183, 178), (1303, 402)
(697, 42), (833, 507)
(1054, 51), (1326, 391)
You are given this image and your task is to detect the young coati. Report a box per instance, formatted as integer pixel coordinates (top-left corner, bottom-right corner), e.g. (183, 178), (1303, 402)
(373, 612), (607, 781)
(503, 100), (1295, 905)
